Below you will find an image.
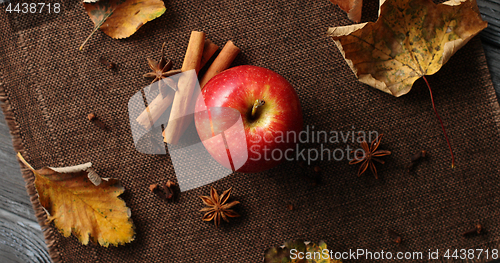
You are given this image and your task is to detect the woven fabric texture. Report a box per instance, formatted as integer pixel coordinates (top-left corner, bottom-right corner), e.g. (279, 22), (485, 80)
(1, 0), (500, 262)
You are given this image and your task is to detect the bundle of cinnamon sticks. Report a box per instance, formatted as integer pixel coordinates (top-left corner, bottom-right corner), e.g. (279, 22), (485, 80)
(136, 31), (241, 144)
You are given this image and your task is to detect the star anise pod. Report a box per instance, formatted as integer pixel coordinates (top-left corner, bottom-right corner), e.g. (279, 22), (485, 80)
(143, 43), (181, 89)
(349, 134), (391, 179)
(200, 187), (240, 227)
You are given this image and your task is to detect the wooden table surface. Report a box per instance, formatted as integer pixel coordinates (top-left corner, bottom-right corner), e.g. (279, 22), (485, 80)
(1, 1), (500, 262)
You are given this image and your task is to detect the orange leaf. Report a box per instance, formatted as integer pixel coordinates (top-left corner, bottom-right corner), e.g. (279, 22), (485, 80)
(17, 153), (135, 247)
(80, 0), (166, 50)
(327, 0), (487, 97)
(328, 0), (363, 22)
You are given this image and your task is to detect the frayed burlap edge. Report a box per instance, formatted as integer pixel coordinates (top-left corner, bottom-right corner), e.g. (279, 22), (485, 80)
(0, 84), (62, 263)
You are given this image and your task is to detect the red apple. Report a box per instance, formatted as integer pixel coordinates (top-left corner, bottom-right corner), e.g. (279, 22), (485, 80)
(194, 65), (303, 173)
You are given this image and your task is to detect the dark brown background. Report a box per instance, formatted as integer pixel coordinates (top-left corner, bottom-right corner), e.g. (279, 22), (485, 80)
(1, 0), (500, 262)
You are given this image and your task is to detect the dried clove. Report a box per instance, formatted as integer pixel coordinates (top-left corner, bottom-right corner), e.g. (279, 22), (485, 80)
(462, 223), (483, 237)
(406, 150), (427, 172)
(410, 150), (427, 162)
(150, 180), (176, 201)
(388, 229), (403, 244)
(99, 57), (116, 69)
(149, 183), (167, 200)
(162, 180), (175, 200)
(298, 161), (321, 186)
(87, 113), (107, 130)
(287, 204), (294, 211)
(87, 113), (96, 121)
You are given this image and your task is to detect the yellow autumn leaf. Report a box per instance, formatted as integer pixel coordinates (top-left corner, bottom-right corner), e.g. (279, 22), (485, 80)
(17, 153), (135, 247)
(80, 0), (166, 50)
(327, 0), (487, 97)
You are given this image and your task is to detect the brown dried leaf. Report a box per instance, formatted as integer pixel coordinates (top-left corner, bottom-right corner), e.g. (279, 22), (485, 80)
(327, 0), (487, 97)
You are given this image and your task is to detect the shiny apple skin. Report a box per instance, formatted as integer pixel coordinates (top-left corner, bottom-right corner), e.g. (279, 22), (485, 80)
(194, 65), (303, 173)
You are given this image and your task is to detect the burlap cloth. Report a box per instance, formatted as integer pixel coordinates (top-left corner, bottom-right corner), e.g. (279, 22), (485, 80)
(1, 0), (500, 262)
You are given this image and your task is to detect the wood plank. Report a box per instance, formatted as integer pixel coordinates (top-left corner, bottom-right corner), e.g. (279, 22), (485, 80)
(478, 0), (500, 100)
(0, 106), (49, 262)
(478, 0), (500, 47)
(0, 106), (36, 220)
(482, 42), (500, 96)
(0, 209), (50, 263)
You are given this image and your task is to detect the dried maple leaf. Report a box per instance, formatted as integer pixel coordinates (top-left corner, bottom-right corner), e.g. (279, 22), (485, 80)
(80, 0), (166, 50)
(17, 153), (135, 247)
(327, 0), (487, 97)
(264, 240), (342, 263)
(328, 0), (363, 22)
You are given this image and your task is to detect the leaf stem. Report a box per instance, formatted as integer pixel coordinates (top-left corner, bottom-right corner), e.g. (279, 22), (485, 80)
(79, 10), (112, 51)
(422, 76), (455, 168)
(79, 25), (100, 51)
(17, 152), (35, 171)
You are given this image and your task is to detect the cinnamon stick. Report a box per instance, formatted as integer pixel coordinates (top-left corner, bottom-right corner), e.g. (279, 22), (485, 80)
(180, 31), (206, 72)
(136, 37), (218, 130)
(200, 39), (219, 70)
(136, 87), (175, 130)
(163, 31), (206, 144)
(199, 40), (240, 89)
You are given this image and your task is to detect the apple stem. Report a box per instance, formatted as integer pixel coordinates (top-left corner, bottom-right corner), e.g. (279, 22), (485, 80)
(422, 76), (455, 168)
(251, 99), (265, 118)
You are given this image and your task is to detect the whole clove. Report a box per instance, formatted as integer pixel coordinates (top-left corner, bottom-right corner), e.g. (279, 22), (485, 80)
(406, 150), (427, 172)
(388, 229), (403, 244)
(163, 180), (175, 200)
(87, 113), (107, 130)
(99, 57), (116, 69)
(410, 150), (427, 162)
(149, 183), (167, 200)
(149, 180), (176, 201)
(298, 161), (321, 186)
(462, 223), (483, 237)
